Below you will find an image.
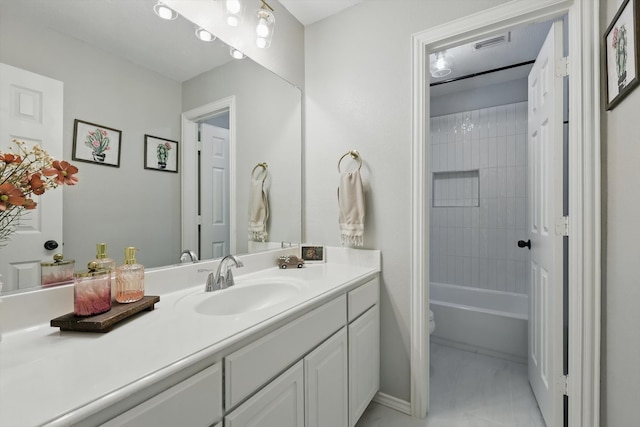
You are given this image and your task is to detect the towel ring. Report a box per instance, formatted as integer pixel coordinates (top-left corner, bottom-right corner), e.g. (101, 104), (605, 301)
(338, 150), (362, 173)
(251, 162), (269, 181)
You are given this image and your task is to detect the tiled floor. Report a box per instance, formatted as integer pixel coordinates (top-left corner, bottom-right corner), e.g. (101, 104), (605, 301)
(356, 343), (545, 427)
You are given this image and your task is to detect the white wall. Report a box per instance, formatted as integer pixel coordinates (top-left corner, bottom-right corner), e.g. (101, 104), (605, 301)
(430, 101), (528, 294)
(602, 0), (640, 424)
(0, 10), (182, 269)
(304, 0), (509, 402)
(182, 59), (302, 254)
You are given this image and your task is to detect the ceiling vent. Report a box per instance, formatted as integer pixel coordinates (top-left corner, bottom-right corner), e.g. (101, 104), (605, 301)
(473, 32), (511, 50)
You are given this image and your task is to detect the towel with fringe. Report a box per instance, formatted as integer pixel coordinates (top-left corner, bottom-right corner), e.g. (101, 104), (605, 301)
(248, 177), (269, 242)
(338, 169), (365, 246)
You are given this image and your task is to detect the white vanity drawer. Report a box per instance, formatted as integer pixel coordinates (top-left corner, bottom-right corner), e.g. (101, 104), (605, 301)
(225, 295), (347, 409)
(102, 363), (222, 427)
(347, 278), (379, 322)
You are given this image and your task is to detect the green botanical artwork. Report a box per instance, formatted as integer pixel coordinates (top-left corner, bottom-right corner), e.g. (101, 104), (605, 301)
(156, 142), (172, 169)
(612, 24), (628, 87)
(85, 128), (110, 162)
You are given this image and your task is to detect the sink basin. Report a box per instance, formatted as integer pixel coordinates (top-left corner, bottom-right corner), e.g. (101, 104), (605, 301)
(179, 279), (304, 316)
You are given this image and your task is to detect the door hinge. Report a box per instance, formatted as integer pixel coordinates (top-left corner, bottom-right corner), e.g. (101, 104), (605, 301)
(556, 56), (569, 77)
(197, 140), (202, 152)
(197, 215), (202, 225)
(555, 216), (569, 236)
(562, 374), (569, 396)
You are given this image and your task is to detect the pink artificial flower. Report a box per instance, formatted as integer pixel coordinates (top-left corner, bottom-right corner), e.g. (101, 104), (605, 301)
(43, 160), (79, 186)
(101, 130), (107, 137)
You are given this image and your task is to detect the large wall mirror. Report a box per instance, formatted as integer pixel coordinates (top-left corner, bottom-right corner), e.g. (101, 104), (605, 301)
(0, 0), (301, 294)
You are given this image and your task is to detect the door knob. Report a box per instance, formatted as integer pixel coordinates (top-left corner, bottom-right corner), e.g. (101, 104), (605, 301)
(517, 239), (531, 250)
(44, 240), (59, 250)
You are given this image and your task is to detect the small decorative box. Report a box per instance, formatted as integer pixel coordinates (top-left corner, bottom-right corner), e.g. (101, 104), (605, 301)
(41, 253), (75, 287)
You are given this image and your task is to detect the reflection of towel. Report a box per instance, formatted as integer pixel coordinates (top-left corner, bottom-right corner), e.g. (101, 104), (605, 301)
(338, 170), (365, 246)
(248, 178), (269, 242)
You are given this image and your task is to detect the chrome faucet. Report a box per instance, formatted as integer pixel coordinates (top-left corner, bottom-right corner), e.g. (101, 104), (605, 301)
(205, 255), (244, 292)
(180, 249), (198, 263)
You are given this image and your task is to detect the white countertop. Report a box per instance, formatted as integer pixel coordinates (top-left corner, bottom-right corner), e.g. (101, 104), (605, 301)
(0, 255), (379, 427)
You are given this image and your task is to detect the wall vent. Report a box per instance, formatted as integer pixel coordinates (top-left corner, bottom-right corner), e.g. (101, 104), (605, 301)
(473, 32), (511, 50)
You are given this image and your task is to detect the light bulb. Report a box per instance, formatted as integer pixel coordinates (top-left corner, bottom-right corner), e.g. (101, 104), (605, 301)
(256, 37), (267, 48)
(226, 0), (241, 14)
(230, 48), (245, 59)
(153, 2), (178, 20)
(195, 27), (215, 42)
(436, 55), (446, 70)
(227, 15), (239, 26)
(256, 17), (269, 37)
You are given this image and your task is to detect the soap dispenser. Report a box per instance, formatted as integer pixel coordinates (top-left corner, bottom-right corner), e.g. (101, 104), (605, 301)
(115, 247), (144, 303)
(93, 243), (116, 298)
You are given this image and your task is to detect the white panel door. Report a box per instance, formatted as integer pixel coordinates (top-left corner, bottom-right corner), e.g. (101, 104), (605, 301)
(200, 123), (230, 259)
(527, 20), (564, 427)
(225, 361), (304, 427)
(0, 63), (63, 292)
(305, 327), (348, 427)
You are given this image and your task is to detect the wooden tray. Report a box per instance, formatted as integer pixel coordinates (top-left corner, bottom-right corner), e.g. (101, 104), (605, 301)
(50, 295), (160, 333)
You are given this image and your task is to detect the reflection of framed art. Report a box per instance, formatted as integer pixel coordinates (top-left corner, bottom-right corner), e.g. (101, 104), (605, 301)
(72, 119), (121, 167)
(604, 0), (640, 110)
(301, 245), (325, 263)
(144, 135), (178, 173)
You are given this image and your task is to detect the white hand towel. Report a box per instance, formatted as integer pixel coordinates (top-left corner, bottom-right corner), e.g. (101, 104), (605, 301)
(338, 169), (365, 247)
(248, 178), (269, 242)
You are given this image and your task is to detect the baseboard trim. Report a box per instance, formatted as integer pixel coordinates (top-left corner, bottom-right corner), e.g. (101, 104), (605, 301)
(372, 392), (411, 415)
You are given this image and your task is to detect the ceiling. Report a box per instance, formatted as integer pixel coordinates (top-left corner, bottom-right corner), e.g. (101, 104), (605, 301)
(279, 0), (363, 26)
(2, 0), (555, 93)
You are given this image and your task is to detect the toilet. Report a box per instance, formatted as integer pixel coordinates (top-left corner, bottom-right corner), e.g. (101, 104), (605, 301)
(429, 310), (435, 335)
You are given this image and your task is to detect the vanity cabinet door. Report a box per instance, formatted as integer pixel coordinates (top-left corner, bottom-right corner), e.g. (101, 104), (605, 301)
(348, 305), (380, 427)
(305, 327), (348, 427)
(102, 363), (222, 427)
(225, 361), (304, 427)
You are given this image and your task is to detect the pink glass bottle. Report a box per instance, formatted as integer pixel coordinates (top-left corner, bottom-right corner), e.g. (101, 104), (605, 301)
(115, 247), (144, 303)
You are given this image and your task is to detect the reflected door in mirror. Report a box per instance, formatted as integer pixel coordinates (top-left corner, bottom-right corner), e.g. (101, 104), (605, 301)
(200, 122), (231, 259)
(0, 64), (63, 292)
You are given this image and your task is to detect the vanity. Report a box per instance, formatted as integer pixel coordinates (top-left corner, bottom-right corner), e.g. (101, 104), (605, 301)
(0, 247), (380, 427)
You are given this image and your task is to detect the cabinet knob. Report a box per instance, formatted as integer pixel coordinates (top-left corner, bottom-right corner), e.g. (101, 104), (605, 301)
(517, 239), (531, 250)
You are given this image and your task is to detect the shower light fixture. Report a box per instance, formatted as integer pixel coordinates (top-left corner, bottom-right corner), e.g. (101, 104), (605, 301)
(153, 1), (178, 20)
(430, 51), (454, 78)
(255, 0), (275, 49)
(195, 26), (216, 42)
(226, 0), (244, 27)
(229, 47), (246, 59)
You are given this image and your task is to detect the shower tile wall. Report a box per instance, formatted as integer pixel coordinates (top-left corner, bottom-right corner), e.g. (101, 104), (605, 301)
(429, 102), (528, 294)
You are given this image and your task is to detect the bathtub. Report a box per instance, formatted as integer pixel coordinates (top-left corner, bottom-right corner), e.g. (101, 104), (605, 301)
(430, 282), (528, 363)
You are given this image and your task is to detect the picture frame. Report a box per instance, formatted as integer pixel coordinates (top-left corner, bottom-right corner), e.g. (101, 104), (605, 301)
(300, 245), (325, 263)
(72, 119), (122, 167)
(144, 135), (178, 173)
(604, 0), (640, 110)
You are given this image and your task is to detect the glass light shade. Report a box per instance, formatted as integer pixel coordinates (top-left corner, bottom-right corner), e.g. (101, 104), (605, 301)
(153, 1), (178, 20)
(226, 0), (243, 27)
(430, 51), (454, 78)
(229, 48), (246, 59)
(195, 27), (215, 42)
(255, 8), (274, 49)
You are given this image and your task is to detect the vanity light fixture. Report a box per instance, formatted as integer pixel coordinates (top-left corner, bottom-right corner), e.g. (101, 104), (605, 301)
(195, 26), (216, 42)
(153, 1), (178, 20)
(430, 50), (454, 78)
(229, 47), (246, 59)
(225, 0), (244, 27)
(255, 0), (275, 49)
